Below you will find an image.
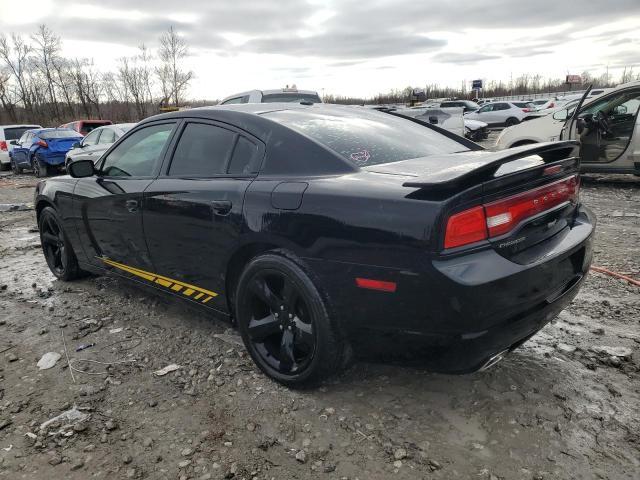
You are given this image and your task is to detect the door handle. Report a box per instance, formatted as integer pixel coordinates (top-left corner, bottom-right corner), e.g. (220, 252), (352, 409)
(210, 200), (232, 216)
(125, 199), (139, 212)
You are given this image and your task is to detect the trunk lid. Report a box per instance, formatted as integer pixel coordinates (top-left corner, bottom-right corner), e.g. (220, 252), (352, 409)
(371, 141), (582, 262)
(45, 137), (81, 154)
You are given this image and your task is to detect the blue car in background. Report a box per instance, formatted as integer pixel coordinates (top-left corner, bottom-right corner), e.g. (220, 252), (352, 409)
(10, 128), (83, 177)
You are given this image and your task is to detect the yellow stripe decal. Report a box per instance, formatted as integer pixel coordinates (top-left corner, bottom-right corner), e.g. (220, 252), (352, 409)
(99, 257), (218, 303)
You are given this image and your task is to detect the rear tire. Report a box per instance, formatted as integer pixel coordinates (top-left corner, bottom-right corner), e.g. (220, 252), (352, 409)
(505, 117), (520, 127)
(32, 154), (51, 178)
(38, 206), (83, 281)
(235, 252), (350, 387)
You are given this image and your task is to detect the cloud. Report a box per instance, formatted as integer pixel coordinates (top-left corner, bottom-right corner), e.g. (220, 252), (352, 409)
(432, 52), (501, 65)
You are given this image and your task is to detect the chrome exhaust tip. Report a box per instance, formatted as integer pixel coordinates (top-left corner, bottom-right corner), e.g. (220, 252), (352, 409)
(478, 349), (509, 372)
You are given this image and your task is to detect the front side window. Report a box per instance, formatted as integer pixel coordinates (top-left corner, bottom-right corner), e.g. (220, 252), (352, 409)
(168, 123), (236, 176)
(222, 97), (244, 105)
(101, 123), (174, 177)
(83, 129), (101, 146)
(478, 105), (493, 113)
(264, 107), (468, 167)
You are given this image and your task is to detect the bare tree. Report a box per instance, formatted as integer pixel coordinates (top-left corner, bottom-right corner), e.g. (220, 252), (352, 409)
(156, 27), (193, 107)
(32, 25), (63, 121)
(0, 33), (34, 115)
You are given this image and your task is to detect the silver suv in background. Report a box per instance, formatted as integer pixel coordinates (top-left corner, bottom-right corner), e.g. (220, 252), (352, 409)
(0, 124), (42, 170)
(65, 123), (136, 169)
(220, 87), (322, 105)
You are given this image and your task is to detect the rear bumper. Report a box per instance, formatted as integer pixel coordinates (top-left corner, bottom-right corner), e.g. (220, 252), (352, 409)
(42, 154), (65, 166)
(309, 205), (595, 371)
(0, 151), (9, 164)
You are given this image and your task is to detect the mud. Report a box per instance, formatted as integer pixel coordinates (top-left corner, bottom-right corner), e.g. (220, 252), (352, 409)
(0, 171), (638, 479)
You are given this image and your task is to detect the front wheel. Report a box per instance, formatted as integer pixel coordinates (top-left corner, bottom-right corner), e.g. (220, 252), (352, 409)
(235, 252), (350, 387)
(38, 206), (83, 281)
(505, 117), (520, 127)
(10, 158), (23, 174)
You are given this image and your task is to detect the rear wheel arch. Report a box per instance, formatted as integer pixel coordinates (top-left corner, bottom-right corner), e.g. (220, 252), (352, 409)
(510, 140), (538, 148)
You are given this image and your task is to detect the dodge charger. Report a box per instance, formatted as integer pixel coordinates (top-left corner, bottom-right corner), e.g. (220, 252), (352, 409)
(34, 104), (595, 386)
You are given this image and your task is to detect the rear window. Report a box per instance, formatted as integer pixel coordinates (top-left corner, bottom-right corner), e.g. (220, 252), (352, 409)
(3, 127), (38, 140)
(513, 102), (534, 108)
(264, 107), (469, 167)
(40, 130), (82, 139)
(262, 93), (321, 104)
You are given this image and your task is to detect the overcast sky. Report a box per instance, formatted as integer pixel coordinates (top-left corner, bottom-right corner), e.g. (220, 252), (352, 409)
(1, 0), (639, 99)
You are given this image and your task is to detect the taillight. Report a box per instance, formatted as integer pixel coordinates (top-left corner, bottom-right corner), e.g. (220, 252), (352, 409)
(0, 141), (7, 151)
(548, 102), (554, 108)
(444, 206), (487, 249)
(444, 175), (580, 249)
(522, 108), (532, 112)
(36, 140), (48, 148)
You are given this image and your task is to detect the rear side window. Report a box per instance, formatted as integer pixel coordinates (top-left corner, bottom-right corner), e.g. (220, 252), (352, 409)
(169, 123), (236, 176)
(264, 107), (468, 167)
(99, 129), (116, 144)
(228, 137), (261, 175)
(495, 103), (510, 110)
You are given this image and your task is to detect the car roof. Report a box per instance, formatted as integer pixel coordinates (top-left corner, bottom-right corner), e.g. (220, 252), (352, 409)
(0, 124), (41, 129)
(221, 89), (320, 103)
(31, 128), (82, 135)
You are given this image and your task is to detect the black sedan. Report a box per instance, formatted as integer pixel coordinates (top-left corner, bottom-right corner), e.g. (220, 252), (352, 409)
(34, 104), (595, 386)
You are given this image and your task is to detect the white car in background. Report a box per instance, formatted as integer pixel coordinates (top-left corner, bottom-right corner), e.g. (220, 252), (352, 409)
(464, 101), (534, 127)
(220, 87), (322, 105)
(495, 101), (580, 149)
(0, 124), (42, 170)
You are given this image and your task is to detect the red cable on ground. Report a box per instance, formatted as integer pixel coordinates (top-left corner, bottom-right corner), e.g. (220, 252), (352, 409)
(590, 266), (640, 287)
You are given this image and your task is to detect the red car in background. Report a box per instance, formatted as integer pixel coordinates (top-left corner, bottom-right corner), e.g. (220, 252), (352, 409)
(59, 120), (112, 136)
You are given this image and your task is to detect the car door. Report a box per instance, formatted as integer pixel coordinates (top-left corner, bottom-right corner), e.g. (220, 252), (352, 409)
(471, 104), (494, 123)
(12, 132), (31, 166)
(565, 87), (640, 166)
(143, 120), (263, 311)
(73, 121), (178, 273)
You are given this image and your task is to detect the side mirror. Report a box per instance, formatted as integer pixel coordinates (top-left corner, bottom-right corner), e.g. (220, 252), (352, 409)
(552, 109), (569, 121)
(428, 116), (438, 124)
(7, 139), (17, 146)
(68, 159), (95, 178)
(71, 141), (81, 149)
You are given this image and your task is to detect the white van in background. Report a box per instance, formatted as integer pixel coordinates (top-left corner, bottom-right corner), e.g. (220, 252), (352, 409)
(0, 124), (42, 170)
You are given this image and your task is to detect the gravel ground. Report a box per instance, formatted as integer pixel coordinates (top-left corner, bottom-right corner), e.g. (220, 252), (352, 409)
(0, 170), (638, 480)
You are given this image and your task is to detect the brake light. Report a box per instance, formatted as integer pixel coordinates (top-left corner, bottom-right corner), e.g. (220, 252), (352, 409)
(548, 102), (554, 108)
(522, 108), (532, 113)
(444, 206), (487, 249)
(444, 175), (579, 249)
(36, 140), (48, 148)
(0, 141), (6, 151)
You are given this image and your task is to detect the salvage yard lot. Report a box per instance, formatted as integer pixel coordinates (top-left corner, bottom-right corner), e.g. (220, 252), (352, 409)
(0, 172), (639, 479)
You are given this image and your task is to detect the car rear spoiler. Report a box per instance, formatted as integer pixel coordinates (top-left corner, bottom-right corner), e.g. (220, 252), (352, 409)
(402, 141), (580, 189)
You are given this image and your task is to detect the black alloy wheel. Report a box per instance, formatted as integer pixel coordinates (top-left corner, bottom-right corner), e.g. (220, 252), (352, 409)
(236, 253), (350, 386)
(10, 159), (22, 174)
(505, 117), (519, 127)
(38, 207), (81, 281)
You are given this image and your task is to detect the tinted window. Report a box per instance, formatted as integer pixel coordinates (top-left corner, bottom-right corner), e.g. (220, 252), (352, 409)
(40, 130), (82, 139)
(494, 103), (510, 110)
(169, 123), (236, 176)
(264, 107), (468, 167)
(3, 127), (36, 141)
(478, 105), (493, 113)
(228, 137), (261, 175)
(222, 97), (244, 105)
(99, 129), (116, 144)
(101, 123), (173, 177)
(262, 93), (321, 103)
(441, 102), (462, 107)
(83, 129), (101, 145)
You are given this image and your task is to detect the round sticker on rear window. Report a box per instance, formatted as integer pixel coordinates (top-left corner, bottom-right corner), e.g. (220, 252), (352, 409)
(349, 150), (370, 165)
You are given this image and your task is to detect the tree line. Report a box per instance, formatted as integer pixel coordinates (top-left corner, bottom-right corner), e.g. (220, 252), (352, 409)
(1, 24), (638, 124)
(0, 25), (194, 125)
(325, 68), (640, 105)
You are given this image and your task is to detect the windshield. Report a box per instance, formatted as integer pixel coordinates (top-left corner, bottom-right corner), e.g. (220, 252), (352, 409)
(262, 93), (321, 104)
(264, 107), (469, 167)
(40, 129), (82, 139)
